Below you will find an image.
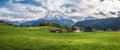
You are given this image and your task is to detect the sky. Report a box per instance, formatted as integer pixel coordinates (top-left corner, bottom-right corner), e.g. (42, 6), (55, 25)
(0, 0), (120, 22)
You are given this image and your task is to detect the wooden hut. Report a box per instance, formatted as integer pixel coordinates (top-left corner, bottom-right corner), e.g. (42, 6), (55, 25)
(50, 28), (63, 33)
(67, 26), (81, 32)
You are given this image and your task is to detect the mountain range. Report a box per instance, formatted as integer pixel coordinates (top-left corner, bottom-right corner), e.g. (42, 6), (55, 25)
(0, 0), (120, 27)
(75, 17), (120, 31)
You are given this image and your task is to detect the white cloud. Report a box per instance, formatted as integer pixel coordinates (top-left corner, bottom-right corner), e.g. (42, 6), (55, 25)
(0, 3), (46, 21)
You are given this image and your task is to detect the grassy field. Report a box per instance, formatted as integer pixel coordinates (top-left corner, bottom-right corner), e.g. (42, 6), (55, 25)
(0, 24), (120, 50)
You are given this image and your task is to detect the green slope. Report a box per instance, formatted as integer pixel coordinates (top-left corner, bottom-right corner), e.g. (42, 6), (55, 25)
(0, 24), (120, 50)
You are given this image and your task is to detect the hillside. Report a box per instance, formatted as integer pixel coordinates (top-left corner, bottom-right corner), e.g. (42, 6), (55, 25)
(0, 24), (120, 50)
(74, 17), (120, 31)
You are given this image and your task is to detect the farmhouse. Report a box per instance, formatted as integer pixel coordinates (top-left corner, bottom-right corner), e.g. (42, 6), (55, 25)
(67, 26), (81, 32)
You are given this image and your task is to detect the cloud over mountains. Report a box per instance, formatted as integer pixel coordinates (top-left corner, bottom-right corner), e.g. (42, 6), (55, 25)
(0, 0), (120, 22)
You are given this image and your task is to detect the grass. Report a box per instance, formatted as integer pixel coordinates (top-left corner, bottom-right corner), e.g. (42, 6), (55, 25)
(0, 24), (120, 50)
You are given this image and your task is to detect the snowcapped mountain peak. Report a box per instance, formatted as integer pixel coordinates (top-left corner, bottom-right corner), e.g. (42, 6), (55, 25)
(85, 16), (98, 20)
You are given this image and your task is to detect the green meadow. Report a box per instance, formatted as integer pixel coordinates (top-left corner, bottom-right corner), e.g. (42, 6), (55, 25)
(0, 24), (120, 50)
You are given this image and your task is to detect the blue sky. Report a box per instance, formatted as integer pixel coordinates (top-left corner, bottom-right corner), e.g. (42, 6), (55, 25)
(0, 0), (120, 22)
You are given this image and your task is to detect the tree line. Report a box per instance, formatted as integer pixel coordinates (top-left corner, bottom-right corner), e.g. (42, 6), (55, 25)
(27, 22), (69, 29)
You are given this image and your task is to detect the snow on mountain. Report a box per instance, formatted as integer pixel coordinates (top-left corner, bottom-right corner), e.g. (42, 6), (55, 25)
(85, 16), (98, 20)
(0, 0), (120, 26)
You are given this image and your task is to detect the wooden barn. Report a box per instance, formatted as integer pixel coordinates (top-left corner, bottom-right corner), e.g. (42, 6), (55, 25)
(50, 28), (63, 33)
(67, 26), (81, 32)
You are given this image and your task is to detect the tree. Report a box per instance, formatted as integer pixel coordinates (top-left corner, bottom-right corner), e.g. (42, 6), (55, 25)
(26, 25), (31, 27)
(40, 22), (51, 26)
(39, 22), (69, 29)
